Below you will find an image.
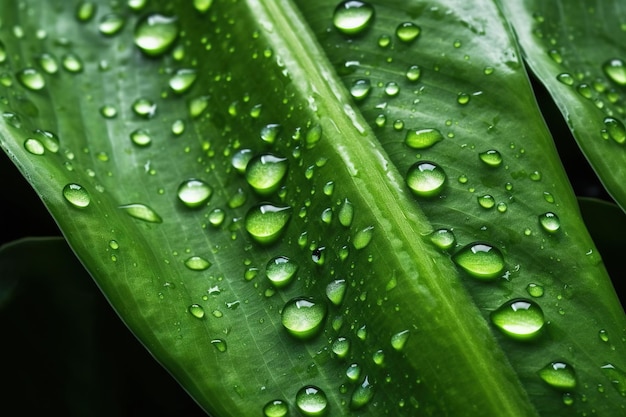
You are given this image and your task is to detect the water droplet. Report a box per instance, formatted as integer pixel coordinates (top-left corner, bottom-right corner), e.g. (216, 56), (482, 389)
(34, 129), (59, 153)
(295, 385), (327, 416)
(350, 376), (374, 410)
(0, 41), (7, 64)
(17, 68), (45, 91)
(245, 203), (292, 245)
(457, 92), (470, 105)
(430, 228), (456, 250)
(208, 208), (225, 226)
(395, 22), (420, 43)
(231, 148), (253, 173)
(539, 212), (561, 233)
(333, 1), (375, 36)
(263, 400), (288, 417)
(282, 297), (327, 339)
(530, 171), (542, 181)
(24, 138), (45, 155)
(384, 81), (400, 97)
(350, 79), (371, 100)
(577, 83), (593, 99)
(405, 65), (422, 82)
(452, 242), (505, 280)
(338, 198), (354, 227)
(603, 58), (626, 86)
(602, 363), (626, 396)
(405, 128), (443, 149)
(406, 161), (446, 197)
(100, 105), (118, 119)
(599, 329), (609, 342)
(128, 0), (148, 11)
(132, 97), (157, 118)
(332, 336), (350, 358)
(548, 49), (563, 64)
(189, 95), (209, 117)
(211, 338), (227, 352)
(372, 349), (385, 365)
(603, 117), (626, 144)
(130, 128), (152, 146)
(377, 34), (391, 48)
(98, 13), (125, 36)
(171, 119), (185, 135)
(391, 330), (410, 350)
(266, 256), (298, 287)
(63, 183), (90, 208)
(346, 363), (361, 381)
(326, 279), (347, 306)
(188, 303), (205, 319)
(38, 53), (59, 74)
(479, 149), (503, 167)
(245, 154), (288, 195)
(177, 179), (213, 208)
(260, 123), (281, 144)
(538, 361), (577, 389)
(118, 203), (163, 223)
(306, 124), (323, 149)
(62, 53), (83, 73)
(556, 72), (575, 86)
(76, 2), (96, 22)
(184, 256), (211, 271)
(353, 226), (374, 249)
(526, 283), (544, 297)
(169, 68), (197, 93)
(134, 14), (179, 56)
(477, 194), (496, 209)
(490, 298), (545, 340)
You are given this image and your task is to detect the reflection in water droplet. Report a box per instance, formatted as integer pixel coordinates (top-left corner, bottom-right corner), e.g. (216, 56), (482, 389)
(406, 161), (446, 197)
(538, 361), (577, 389)
(132, 97), (157, 118)
(556, 73), (575, 86)
(263, 399), (288, 417)
(332, 336), (350, 358)
(296, 385), (327, 416)
(430, 228), (456, 250)
(17, 68), (46, 90)
(350, 79), (371, 100)
(245, 203), (292, 245)
(326, 279), (347, 306)
(184, 256), (211, 271)
(526, 283), (544, 297)
(391, 329), (410, 350)
(245, 154), (288, 195)
(260, 123), (281, 144)
(38, 53), (59, 74)
(62, 53), (83, 73)
(169, 68), (197, 93)
(603, 58), (626, 86)
(457, 92), (470, 105)
(395, 22), (420, 43)
(406, 64), (422, 82)
(63, 183), (90, 208)
(266, 256), (298, 287)
(603, 117), (626, 144)
(539, 212), (561, 233)
(479, 150), (503, 167)
(281, 297), (327, 339)
(452, 242), (504, 280)
(130, 128), (152, 146)
(353, 226), (374, 249)
(98, 13), (125, 36)
(177, 179), (213, 208)
(490, 298), (545, 340)
(333, 1), (375, 35)
(338, 198), (354, 227)
(598, 329), (609, 342)
(118, 203), (163, 223)
(211, 338), (227, 352)
(405, 128), (443, 149)
(188, 304), (205, 319)
(350, 376), (374, 410)
(134, 14), (179, 56)
(477, 194), (495, 209)
(24, 138), (45, 155)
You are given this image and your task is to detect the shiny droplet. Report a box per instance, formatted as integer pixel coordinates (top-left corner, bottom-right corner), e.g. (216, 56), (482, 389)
(132, 97), (157, 118)
(24, 138), (45, 155)
(38, 53), (59, 74)
(479, 149), (503, 167)
(296, 385), (328, 416)
(245, 203), (292, 244)
(430, 228), (456, 250)
(350, 376), (374, 410)
(98, 13), (125, 36)
(231, 148), (253, 173)
(76, 1), (97, 22)
(557, 73), (575, 86)
(282, 297), (327, 339)
(263, 400), (288, 417)
(17, 68), (45, 90)
(326, 279), (347, 306)
(188, 304), (205, 319)
(391, 329), (410, 350)
(477, 194), (496, 209)
(245, 154), (288, 195)
(338, 198), (354, 227)
(384, 81), (400, 97)
(333, 1), (375, 36)
(452, 242), (505, 280)
(62, 53), (83, 73)
(405, 65), (422, 82)
(177, 179), (213, 208)
(130, 129), (152, 146)
(405, 128), (443, 149)
(599, 329), (609, 342)
(34, 129), (60, 153)
(211, 338), (227, 352)
(118, 203), (163, 223)
(100, 105), (117, 119)
(63, 183), (90, 208)
(539, 212), (561, 233)
(169, 68), (197, 93)
(346, 363), (361, 381)
(603, 58), (626, 86)
(353, 226), (374, 249)
(526, 283), (544, 298)
(490, 298), (545, 340)
(603, 117), (626, 144)
(332, 337), (350, 358)
(260, 123), (281, 144)
(134, 14), (179, 56)
(406, 161), (446, 197)
(184, 256), (211, 271)
(350, 79), (371, 100)
(457, 92), (470, 105)
(395, 22), (420, 42)
(266, 256), (298, 287)
(538, 362), (577, 390)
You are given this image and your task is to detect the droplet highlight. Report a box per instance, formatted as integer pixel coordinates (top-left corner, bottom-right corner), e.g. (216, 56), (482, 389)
(177, 179), (213, 208)
(405, 128), (443, 149)
(490, 298), (545, 340)
(63, 183), (90, 208)
(295, 385), (328, 416)
(134, 14), (179, 56)
(333, 1), (375, 36)
(538, 361), (577, 390)
(245, 203), (292, 245)
(281, 297), (327, 339)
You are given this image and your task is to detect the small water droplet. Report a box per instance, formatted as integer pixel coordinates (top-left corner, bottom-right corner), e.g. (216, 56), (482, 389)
(63, 183), (90, 208)
(406, 161), (446, 197)
(457, 92), (470, 105)
(353, 226), (374, 249)
(208, 208), (225, 226)
(338, 198), (354, 227)
(132, 97), (157, 118)
(405, 128), (443, 149)
(211, 338), (227, 352)
(332, 336), (351, 358)
(479, 149), (503, 167)
(169, 68), (197, 93)
(538, 361), (577, 390)
(263, 399), (288, 417)
(391, 329), (410, 350)
(333, 1), (375, 36)
(17, 68), (45, 91)
(452, 242), (504, 280)
(326, 279), (347, 306)
(184, 256), (211, 271)
(282, 297), (327, 339)
(306, 124), (323, 149)
(346, 363), (361, 381)
(37, 53), (59, 74)
(350, 376), (374, 410)
(405, 65), (422, 82)
(61, 53), (83, 73)
(260, 123), (281, 144)
(130, 128), (152, 147)
(266, 256), (298, 287)
(177, 179), (213, 208)
(134, 14), (179, 56)
(576, 83), (593, 99)
(100, 105), (118, 119)
(118, 203), (163, 223)
(76, 2), (97, 21)
(430, 228), (456, 250)
(539, 212), (561, 233)
(477, 194), (496, 209)
(526, 283), (544, 297)
(24, 138), (45, 155)
(384, 81), (400, 97)
(128, 0), (148, 11)
(245, 203), (292, 245)
(99, 13), (125, 36)
(599, 329), (609, 342)
(395, 22), (420, 43)
(171, 119), (185, 135)
(603, 58), (626, 86)
(231, 148), (253, 173)
(245, 154), (289, 195)
(372, 349), (384, 365)
(188, 95), (209, 117)
(491, 298), (545, 340)
(188, 303), (205, 319)
(350, 79), (371, 100)
(603, 117), (626, 144)
(548, 49), (563, 64)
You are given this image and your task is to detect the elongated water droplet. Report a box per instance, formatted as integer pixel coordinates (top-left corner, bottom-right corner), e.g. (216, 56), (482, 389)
(296, 385), (327, 416)
(479, 149), (503, 167)
(603, 116), (626, 144)
(245, 154), (288, 195)
(326, 279), (347, 306)
(333, 1), (375, 36)
(539, 212), (561, 233)
(452, 242), (504, 280)
(177, 179), (213, 208)
(211, 338), (227, 352)
(556, 72), (575, 86)
(391, 330), (410, 350)
(184, 256), (211, 271)
(406, 161), (446, 197)
(538, 362), (577, 389)
(491, 298), (545, 340)
(17, 68), (45, 90)
(350, 376), (374, 410)
(263, 400), (288, 417)
(395, 22), (420, 42)
(353, 226), (374, 249)
(599, 329), (609, 342)
(405, 128), (443, 149)
(188, 303), (205, 319)
(282, 297), (327, 339)
(118, 203), (163, 223)
(332, 336), (350, 358)
(76, 1), (97, 22)
(38, 53), (59, 74)
(62, 53), (83, 73)
(266, 256), (298, 287)
(134, 14), (179, 56)
(338, 198), (354, 227)
(99, 13), (125, 36)
(603, 58), (626, 86)
(346, 363), (361, 381)
(245, 203), (292, 245)
(169, 68), (197, 93)
(63, 183), (90, 208)
(34, 129), (60, 153)
(430, 228), (456, 250)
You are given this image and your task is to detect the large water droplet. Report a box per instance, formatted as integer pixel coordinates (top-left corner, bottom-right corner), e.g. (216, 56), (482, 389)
(34, 129), (60, 153)
(63, 183), (90, 208)
(333, 1), (375, 36)
(245, 154), (288, 195)
(538, 361), (577, 389)
(603, 58), (626, 86)
(188, 303), (205, 319)
(24, 138), (45, 155)
(38, 53), (59, 74)
(118, 203), (163, 223)
(76, 1), (97, 22)
(405, 128), (443, 149)
(169, 68), (197, 93)
(245, 203), (292, 245)
(282, 297), (327, 339)
(326, 279), (347, 306)
(539, 212), (561, 233)
(260, 123), (281, 144)
(266, 256), (298, 287)
(350, 376), (374, 410)
(263, 400), (288, 417)
(406, 161), (446, 197)
(332, 336), (350, 358)
(295, 385), (328, 416)
(452, 242), (504, 280)
(490, 298), (545, 340)
(17, 68), (45, 91)
(177, 179), (213, 208)
(479, 149), (503, 167)
(406, 64), (422, 82)
(395, 22), (420, 43)
(134, 14), (179, 56)
(603, 117), (626, 144)
(62, 53), (83, 73)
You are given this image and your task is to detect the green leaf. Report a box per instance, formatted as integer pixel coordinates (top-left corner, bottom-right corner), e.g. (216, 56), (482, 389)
(0, 1), (624, 416)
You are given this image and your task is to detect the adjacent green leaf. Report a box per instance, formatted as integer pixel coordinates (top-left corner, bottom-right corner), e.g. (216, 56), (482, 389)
(0, 1), (624, 416)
